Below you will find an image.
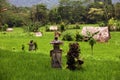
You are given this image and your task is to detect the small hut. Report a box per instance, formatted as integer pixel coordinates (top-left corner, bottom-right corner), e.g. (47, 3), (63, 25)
(81, 27), (110, 42)
(34, 32), (42, 37)
(49, 26), (58, 31)
(6, 28), (13, 32)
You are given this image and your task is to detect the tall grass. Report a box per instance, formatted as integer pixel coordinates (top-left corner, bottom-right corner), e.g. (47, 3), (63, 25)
(0, 28), (120, 80)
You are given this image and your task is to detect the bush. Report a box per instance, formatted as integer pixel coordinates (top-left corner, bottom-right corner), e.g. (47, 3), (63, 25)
(74, 23), (80, 29)
(33, 22), (41, 32)
(108, 19), (120, 31)
(75, 32), (83, 41)
(13, 16), (25, 27)
(45, 25), (50, 32)
(62, 31), (75, 41)
(98, 22), (106, 27)
(66, 42), (83, 70)
(23, 22), (41, 32)
(115, 21), (120, 31)
(0, 24), (8, 31)
(60, 22), (65, 32)
(23, 23), (34, 32)
(108, 18), (116, 31)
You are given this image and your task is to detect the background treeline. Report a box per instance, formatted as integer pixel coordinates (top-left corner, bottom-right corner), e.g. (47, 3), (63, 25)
(0, 0), (120, 28)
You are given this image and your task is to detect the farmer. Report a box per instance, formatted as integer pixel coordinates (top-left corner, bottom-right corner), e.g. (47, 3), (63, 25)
(21, 44), (25, 51)
(28, 40), (34, 51)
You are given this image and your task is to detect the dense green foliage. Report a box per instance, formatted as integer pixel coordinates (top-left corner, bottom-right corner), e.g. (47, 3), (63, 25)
(60, 22), (66, 32)
(0, 0), (120, 29)
(0, 27), (120, 80)
(62, 31), (75, 41)
(0, 24), (8, 31)
(108, 18), (120, 31)
(75, 32), (83, 41)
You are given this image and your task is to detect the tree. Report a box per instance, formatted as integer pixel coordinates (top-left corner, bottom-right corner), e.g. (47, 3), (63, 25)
(58, 0), (86, 24)
(1, 11), (25, 27)
(0, 0), (9, 11)
(87, 2), (104, 23)
(87, 7), (104, 23)
(114, 3), (120, 19)
(58, 5), (72, 23)
(48, 8), (61, 24)
(34, 4), (48, 25)
(0, 0), (30, 28)
(0, 0), (9, 27)
(70, 1), (86, 23)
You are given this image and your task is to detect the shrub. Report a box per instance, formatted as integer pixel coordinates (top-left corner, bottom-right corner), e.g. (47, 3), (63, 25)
(108, 18), (117, 31)
(45, 25), (50, 32)
(62, 31), (74, 41)
(28, 24), (35, 32)
(0, 24), (8, 31)
(23, 22), (41, 32)
(60, 22), (65, 32)
(74, 23), (80, 29)
(98, 22), (106, 27)
(33, 22), (41, 32)
(66, 42), (83, 70)
(13, 16), (25, 27)
(23, 23), (34, 32)
(75, 32), (83, 41)
(115, 21), (120, 31)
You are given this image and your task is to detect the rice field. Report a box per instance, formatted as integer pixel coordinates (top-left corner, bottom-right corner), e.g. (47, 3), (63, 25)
(0, 27), (120, 80)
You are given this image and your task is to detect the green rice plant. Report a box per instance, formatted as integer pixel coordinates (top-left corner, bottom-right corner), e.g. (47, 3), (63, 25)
(0, 27), (120, 80)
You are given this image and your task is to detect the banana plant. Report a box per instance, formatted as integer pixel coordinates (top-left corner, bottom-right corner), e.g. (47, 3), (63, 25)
(86, 31), (99, 55)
